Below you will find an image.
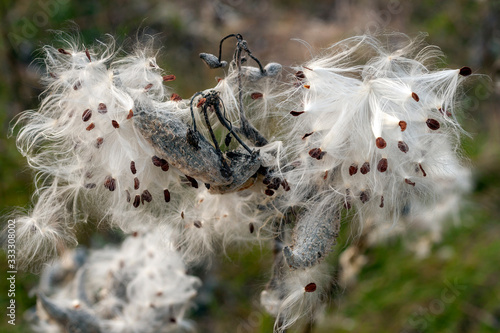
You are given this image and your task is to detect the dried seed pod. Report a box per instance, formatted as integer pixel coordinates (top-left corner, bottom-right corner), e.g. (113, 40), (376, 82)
(426, 118), (440, 130)
(302, 132), (314, 140)
(130, 161), (137, 174)
(95, 137), (103, 148)
(419, 163), (427, 177)
(98, 103), (107, 114)
(377, 158), (388, 172)
(134, 177), (140, 190)
(111, 120), (119, 129)
(251, 92), (263, 100)
(459, 66), (472, 76)
(304, 283), (317, 293)
(360, 162), (370, 174)
(163, 189), (170, 202)
(290, 111), (305, 116)
(141, 190), (152, 203)
(405, 178), (416, 186)
(360, 191), (370, 203)
(126, 110), (134, 119)
(82, 109), (92, 122)
(86, 123), (95, 131)
(411, 92), (420, 102)
(376, 137), (387, 149)
(349, 163), (358, 176)
(398, 141), (409, 153)
(133, 195), (140, 208)
(399, 120), (407, 131)
(163, 74), (176, 82)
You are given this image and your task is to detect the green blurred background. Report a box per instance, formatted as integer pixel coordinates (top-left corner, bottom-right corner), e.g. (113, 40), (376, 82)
(0, 0), (499, 332)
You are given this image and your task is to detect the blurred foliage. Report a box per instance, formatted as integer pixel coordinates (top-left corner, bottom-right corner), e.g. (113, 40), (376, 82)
(0, 0), (499, 332)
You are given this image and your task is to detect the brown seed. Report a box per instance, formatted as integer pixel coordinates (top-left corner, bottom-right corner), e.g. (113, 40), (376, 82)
(302, 132), (314, 140)
(438, 107), (452, 117)
(411, 92), (420, 102)
(73, 81), (81, 90)
(95, 137), (104, 148)
(344, 201), (351, 210)
(360, 162), (370, 174)
(305, 283), (317, 292)
(85, 48), (91, 61)
(141, 190), (152, 203)
(112, 120), (119, 129)
(405, 178), (416, 186)
(349, 164), (358, 176)
(323, 170), (328, 180)
(185, 175), (198, 188)
(58, 48), (70, 55)
(134, 177), (140, 190)
(181, 211), (185, 219)
(377, 158), (388, 172)
(133, 195), (141, 208)
(163, 189), (170, 202)
(380, 195), (384, 208)
(295, 71), (306, 79)
(86, 123), (95, 131)
(152, 156), (162, 167)
(419, 163), (427, 177)
(144, 83), (153, 91)
(197, 98), (206, 108)
(126, 190), (131, 203)
(82, 109), (92, 122)
(84, 183), (96, 189)
(193, 220), (202, 228)
(459, 66), (472, 76)
(398, 141), (409, 153)
(303, 85), (310, 89)
(251, 92), (263, 100)
(281, 179), (291, 191)
(426, 118), (440, 130)
(290, 111), (305, 116)
(132, 231), (138, 237)
(126, 109), (134, 119)
(360, 191), (370, 203)
(160, 159), (169, 171)
(265, 189), (274, 196)
(309, 148), (326, 160)
(163, 74), (176, 82)
(130, 161), (137, 174)
(376, 137), (387, 149)
(98, 103), (107, 114)
(104, 176), (116, 191)
(399, 120), (407, 131)
(170, 93), (182, 102)
(249, 222), (255, 234)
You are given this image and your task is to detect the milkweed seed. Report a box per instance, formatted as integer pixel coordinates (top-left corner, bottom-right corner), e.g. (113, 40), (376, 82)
(126, 190), (131, 203)
(303, 85), (310, 89)
(58, 48), (70, 55)
(305, 283), (317, 292)
(399, 120), (407, 131)
(380, 195), (384, 208)
(82, 109), (92, 122)
(134, 177), (140, 190)
(344, 201), (352, 209)
(265, 189), (274, 196)
(412, 92), (420, 102)
(163, 189), (170, 202)
(132, 231), (138, 237)
(426, 118), (440, 130)
(360, 191), (370, 203)
(126, 109), (134, 119)
(290, 111), (305, 116)
(405, 178), (416, 186)
(163, 74), (176, 82)
(398, 141), (409, 153)
(193, 220), (202, 228)
(98, 103), (107, 114)
(197, 98), (206, 108)
(86, 123), (95, 131)
(360, 162), (370, 174)
(144, 83), (153, 91)
(73, 81), (81, 90)
(170, 93), (182, 102)
(249, 223), (255, 234)
(251, 92), (263, 100)
(268, 178), (281, 190)
(302, 132), (314, 140)
(225, 133), (232, 146)
(85, 49), (91, 61)
(419, 163), (427, 177)
(130, 161), (137, 174)
(95, 137), (103, 148)
(349, 163), (358, 176)
(133, 195), (140, 208)
(104, 176), (116, 191)
(377, 158), (388, 172)
(84, 183), (96, 189)
(112, 120), (119, 128)
(309, 148), (326, 160)
(376, 137), (387, 149)
(181, 211), (185, 219)
(459, 66), (472, 76)
(281, 179), (290, 191)
(323, 170), (328, 180)
(160, 159), (169, 171)
(185, 175), (198, 188)
(152, 156), (162, 167)
(141, 190), (152, 203)
(263, 177), (271, 185)
(295, 71), (306, 79)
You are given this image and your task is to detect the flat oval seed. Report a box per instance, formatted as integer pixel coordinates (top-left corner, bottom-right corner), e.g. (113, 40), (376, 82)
(193, 220), (202, 228)
(95, 137), (104, 148)
(405, 178), (416, 186)
(163, 189), (170, 202)
(459, 66), (472, 76)
(98, 103), (107, 114)
(426, 119), (440, 130)
(360, 191), (370, 203)
(399, 120), (407, 131)
(349, 164), (358, 176)
(398, 141), (409, 153)
(290, 111), (305, 116)
(133, 195), (141, 208)
(141, 190), (152, 203)
(112, 120), (119, 129)
(86, 123), (95, 131)
(360, 162), (370, 174)
(305, 283), (317, 292)
(412, 92), (420, 102)
(249, 223), (255, 234)
(376, 137), (387, 149)
(377, 158), (388, 172)
(134, 177), (140, 190)
(251, 92), (263, 100)
(152, 156), (162, 167)
(82, 109), (92, 122)
(126, 109), (134, 119)
(130, 161), (137, 174)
